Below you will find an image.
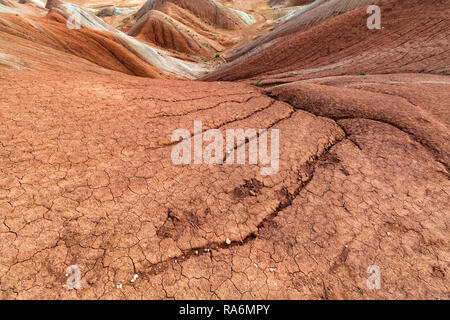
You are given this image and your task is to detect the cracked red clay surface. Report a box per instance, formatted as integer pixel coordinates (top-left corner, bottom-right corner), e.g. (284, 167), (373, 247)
(0, 0), (449, 301)
(0, 70), (448, 299)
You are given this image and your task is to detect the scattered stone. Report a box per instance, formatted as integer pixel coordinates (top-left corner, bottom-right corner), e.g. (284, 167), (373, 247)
(45, 0), (62, 9)
(130, 274), (138, 283)
(97, 6), (116, 17)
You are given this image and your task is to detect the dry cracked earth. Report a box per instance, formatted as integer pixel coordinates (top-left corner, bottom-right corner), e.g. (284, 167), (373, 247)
(0, 0), (449, 300)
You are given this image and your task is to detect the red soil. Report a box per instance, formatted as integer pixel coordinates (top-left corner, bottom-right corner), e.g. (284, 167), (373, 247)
(0, 11), (172, 77)
(0, 0), (448, 300)
(154, 1), (231, 46)
(267, 74), (450, 167)
(0, 69), (448, 299)
(269, 0), (313, 7)
(135, 0), (249, 30)
(45, 0), (61, 9)
(128, 9), (223, 58)
(224, 0), (382, 62)
(202, 0), (449, 84)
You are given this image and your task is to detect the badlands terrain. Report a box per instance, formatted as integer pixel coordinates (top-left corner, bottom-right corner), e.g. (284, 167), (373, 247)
(0, 0), (449, 299)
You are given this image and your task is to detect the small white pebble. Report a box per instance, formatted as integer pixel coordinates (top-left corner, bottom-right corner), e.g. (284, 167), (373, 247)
(195, 250), (198, 255)
(387, 232), (391, 236)
(345, 244), (348, 248)
(26, 220), (30, 224)
(225, 238), (231, 245)
(295, 255), (299, 259)
(254, 264), (258, 268)
(65, 273), (68, 277)
(168, 254), (171, 257)
(116, 284), (122, 289)
(269, 268), (277, 273)
(130, 274), (139, 283)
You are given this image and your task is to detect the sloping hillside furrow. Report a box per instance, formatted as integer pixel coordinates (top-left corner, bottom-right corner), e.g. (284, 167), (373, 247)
(202, 0), (449, 83)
